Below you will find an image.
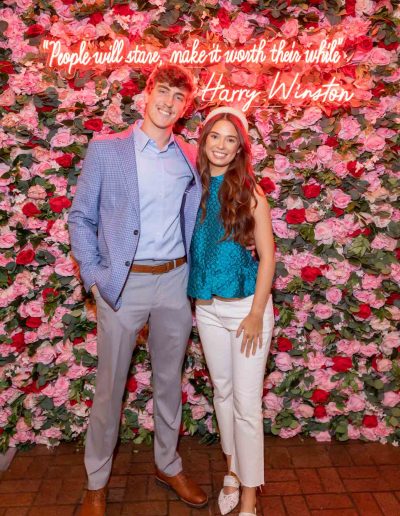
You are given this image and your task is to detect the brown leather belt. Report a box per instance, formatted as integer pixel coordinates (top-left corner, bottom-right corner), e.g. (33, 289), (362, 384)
(131, 257), (186, 274)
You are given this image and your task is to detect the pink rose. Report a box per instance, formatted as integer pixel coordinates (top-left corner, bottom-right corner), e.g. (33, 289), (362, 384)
(363, 134), (385, 152)
(359, 343), (378, 357)
(191, 405), (206, 420)
(371, 234), (397, 251)
(298, 107), (322, 128)
(314, 303), (333, 320)
(251, 143), (268, 162)
(295, 403), (314, 418)
(338, 116), (361, 140)
(337, 339), (360, 355)
(331, 189), (352, 209)
(263, 392), (284, 412)
(50, 128), (74, 148)
(383, 392), (400, 407)
(314, 221), (334, 245)
(279, 426), (302, 438)
(348, 425), (361, 440)
(0, 233), (17, 248)
(325, 287), (342, 305)
(362, 274), (382, 289)
(316, 145), (333, 164)
(274, 154), (290, 173)
(311, 431), (331, 442)
(272, 220), (295, 239)
(54, 256), (78, 277)
(346, 394), (366, 412)
(368, 47), (392, 65)
(376, 358), (392, 373)
(275, 352), (293, 371)
(34, 344), (57, 365)
(281, 19), (299, 38)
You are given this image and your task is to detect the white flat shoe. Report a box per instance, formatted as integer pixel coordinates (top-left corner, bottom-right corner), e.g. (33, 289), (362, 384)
(218, 474), (240, 515)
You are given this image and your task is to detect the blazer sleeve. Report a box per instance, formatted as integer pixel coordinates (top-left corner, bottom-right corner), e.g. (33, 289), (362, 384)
(68, 141), (102, 292)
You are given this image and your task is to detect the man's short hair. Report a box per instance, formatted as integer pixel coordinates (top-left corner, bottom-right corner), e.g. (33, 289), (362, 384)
(145, 64), (196, 101)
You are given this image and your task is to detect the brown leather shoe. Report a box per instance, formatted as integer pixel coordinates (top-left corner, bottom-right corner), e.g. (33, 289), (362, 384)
(80, 487), (107, 516)
(156, 468), (208, 508)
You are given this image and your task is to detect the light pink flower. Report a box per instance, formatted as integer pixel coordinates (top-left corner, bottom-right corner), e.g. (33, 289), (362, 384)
(363, 133), (385, 152)
(383, 392), (400, 407)
(275, 352), (293, 371)
(368, 47), (392, 65)
(325, 287), (342, 305)
(316, 145), (333, 164)
(263, 392), (284, 412)
(295, 404), (314, 418)
(331, 189), (352, 209)
(376, 359), (392, 373)
(338, 116), (361, 140)
(281, 19), (299, 38)
(314, 303), (333, 320)
(371, 234), (397, 251)
(191, 405), (206, 420)
(50, 128), (74, 148)
(0, 233), (17, 248)
(346, 394), (366, 412)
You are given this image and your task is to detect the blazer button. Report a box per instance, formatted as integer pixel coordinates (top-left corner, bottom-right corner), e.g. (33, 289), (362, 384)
(134, 230), (139, 235)
(125, 261), (130, 266)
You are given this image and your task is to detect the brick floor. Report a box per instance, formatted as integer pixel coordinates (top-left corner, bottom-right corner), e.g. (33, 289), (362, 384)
(1, 436), (400, 515)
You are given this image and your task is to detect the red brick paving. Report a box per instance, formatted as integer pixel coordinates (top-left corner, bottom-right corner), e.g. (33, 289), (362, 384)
(1, 436), (400, 515)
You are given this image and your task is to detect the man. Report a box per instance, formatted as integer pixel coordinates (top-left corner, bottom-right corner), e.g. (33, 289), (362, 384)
(68, 64), (207, 515)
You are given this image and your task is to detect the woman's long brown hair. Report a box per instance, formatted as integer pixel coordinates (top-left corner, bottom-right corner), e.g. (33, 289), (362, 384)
(197, 112), (258, 247)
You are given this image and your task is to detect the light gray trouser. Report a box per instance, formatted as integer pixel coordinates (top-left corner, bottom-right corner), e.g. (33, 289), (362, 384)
(85, 262), (192, 489)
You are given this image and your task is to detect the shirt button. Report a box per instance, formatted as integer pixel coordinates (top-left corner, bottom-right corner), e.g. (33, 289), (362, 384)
(134, 230), (139, 235)
(125, 261), (130, 266)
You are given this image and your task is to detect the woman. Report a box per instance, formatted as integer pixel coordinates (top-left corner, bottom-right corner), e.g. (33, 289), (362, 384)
(188, 107), (275, 516)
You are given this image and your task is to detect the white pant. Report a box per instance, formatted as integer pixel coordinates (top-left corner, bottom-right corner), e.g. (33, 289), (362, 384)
(195, 295), (274, 487)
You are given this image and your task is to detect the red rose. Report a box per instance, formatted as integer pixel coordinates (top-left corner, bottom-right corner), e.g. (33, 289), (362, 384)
(20, 381), (48, 394)
(302, 184), (321, 199)
(217, 8), (231, 29)
(25, 24), (45, 37)
(85, 400), (93, 407)
(16, 249), (35, 265)
(26, 317), (42, 329)
(182, 392), (188, 404)
(277, 337), (292, 352)
(340, 65), (357, 79)
(0, 61), (15, 74)
(332, 356), (352, 373)
(61, 0), (75, 4)
(84, 119), (103, 132)
(314, 405), (327, 418)
(325, 137), (339, 148)
(49, 196), (72, 213)
(126, 376), (138, 393)
(356, 36), (373, 53)
(386, 292), (400, 305)
(259, 177), (275, 194)
(113, 4), (134, 15)
(355, 304), (372, 319)
(301, 266), (322, 282)
(311, 389), (330, 404)
(42, 287), (58, 301)
(46, 220), (55, 234)
(396, 249), (400, 261)
(12, 332), (25, 352)
(345, 0), (356, 16)
(362, 415), (378, 428)
(378, 41), (398, 51)
(55, 154), (73, 168)
(89, 12), (104, 25)
(22, 202), (41, 217)
(73, 337), (85, 345)
(240, 2), (253, 12)
(120, 79), (140, 97)
(286, 208), (306, 224)
(332, 206), (344, 217)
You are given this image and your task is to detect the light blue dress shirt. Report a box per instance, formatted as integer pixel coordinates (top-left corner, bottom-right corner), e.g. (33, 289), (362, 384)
(133, 122), (193, 260)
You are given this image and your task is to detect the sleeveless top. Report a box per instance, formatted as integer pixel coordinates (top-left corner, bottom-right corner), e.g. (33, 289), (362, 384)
(187, 174), (258, 299)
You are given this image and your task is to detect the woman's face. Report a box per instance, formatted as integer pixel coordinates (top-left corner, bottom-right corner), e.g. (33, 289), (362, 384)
(205, 119), (240, 175)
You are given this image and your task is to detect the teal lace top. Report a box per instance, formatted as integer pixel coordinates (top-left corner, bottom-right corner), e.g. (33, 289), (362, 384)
(187, 174), (258, 299)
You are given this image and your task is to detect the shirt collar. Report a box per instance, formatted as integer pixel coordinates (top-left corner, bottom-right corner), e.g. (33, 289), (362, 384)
(134, 120), (175, 153)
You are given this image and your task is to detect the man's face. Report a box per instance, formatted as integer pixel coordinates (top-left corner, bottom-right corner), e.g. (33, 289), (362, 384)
(144, 82), (190, 130)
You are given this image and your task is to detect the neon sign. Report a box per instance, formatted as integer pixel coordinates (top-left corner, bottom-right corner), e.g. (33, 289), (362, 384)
(40, 36), (354, 112)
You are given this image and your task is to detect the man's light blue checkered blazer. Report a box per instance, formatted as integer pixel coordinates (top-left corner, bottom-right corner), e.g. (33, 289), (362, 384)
(68, 125), (202, 310)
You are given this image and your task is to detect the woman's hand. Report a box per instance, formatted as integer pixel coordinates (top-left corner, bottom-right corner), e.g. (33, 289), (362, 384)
(236, 313), (263, 357)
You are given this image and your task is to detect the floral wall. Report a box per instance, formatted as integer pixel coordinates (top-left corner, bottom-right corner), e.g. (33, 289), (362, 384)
(0, 0), (399, 452)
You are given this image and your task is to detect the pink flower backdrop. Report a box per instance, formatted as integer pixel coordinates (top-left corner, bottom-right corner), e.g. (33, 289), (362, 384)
(0, 0), (399, 452)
